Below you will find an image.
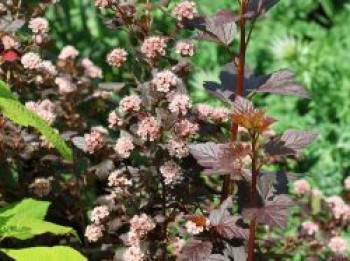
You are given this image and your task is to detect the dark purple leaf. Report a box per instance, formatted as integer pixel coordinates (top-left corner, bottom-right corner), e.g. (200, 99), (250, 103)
(247, 0), (279, 18)
(180, 240), (213, 261)
(205, 15), (237, 46)
(242, 194), (293, 228)
(98, 82), (125, 92)
(264, 130), (318, 156)
(71, 136), (88, 152)
(205, 254), (230, 261)
(0, 14), (25, 33)
(250, 70), (310, 98)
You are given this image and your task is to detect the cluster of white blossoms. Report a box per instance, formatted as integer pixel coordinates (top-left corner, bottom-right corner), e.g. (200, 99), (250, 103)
(160, 160), (183, 185)
(58, 45), (79, 60)
(196, 104), (230, 123)
(168, 93), (191, 115)
(25, 99), (56, 125)
(108, 111), (123, 128)
(29, 17), (49, 34)
(55, 75), (77, 95)
(81, 58), (103, 79)
(115, 136), (135, 158)
(90, 205), (110, 224)
(325, 196), (350, 220)
(152, 70), (179, 92)
(84, 127), (108, 154)
(141, 36), (166, 59)
(21, 52), (42, 69)
(119, 95), (142, 113)
(328, 236), (348, 255)
(175, 40), (196, 57)
(185, 218), (210, 235)
(137, 116), (161, 142)
(1, 35), (19, 50)
(106, 48), (128, 67)
(94, 0), (116, 8)
(167, 136), (189, 158)
(173, 1), (197, 21)
(301, 221), (319, 236)
(174, 119), (198, 138)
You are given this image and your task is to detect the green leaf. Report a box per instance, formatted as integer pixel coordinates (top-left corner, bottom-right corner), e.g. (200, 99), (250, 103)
(0, 199), (79, 241)
(0, 81), (73, 162)
(0, 198), (50, 220)
(0, 216), (79, 240)
(0, 246), (87, 261)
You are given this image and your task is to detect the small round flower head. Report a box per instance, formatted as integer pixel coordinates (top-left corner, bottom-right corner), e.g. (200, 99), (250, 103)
(30, 178), (51, 197)
(173, 1), (197, 21)
(39, 60), (57, 76)
(124, 245), (145, 261)
(175, 40), (195, 57)
(167, 137), (189, 158)
(293, 179), (310, 195)
(152, 70), (178, 92)
(29, 17), (49, 34)
(130, 213), (156, 237)
(115, 136), (134, 158)
(58, 45), (79, 60)
(141, 36), (166, 59)
(328, 236), (348, 255)
(137, 116), (160, 141)
(108, 169), (132, 187)
(211, 107), (230, 123)
(160, 160), (183, 185)
(55, 75), (77, 94)
(326, 196), (350, 220)
(344, 176), (350, 191)
(301, 221), (319, 236)
(90, 205), (110, 224)
(175, 119), (198, 138)
(85, 224), (104, 242)
(1, 35), (19, 50)
(81, 58), (103, 78)
(106, 48), (127, 67)
(108, 111), (123, 128)
(94, 0), (116, 8)
(119, 95), (142, 113)
(21, 52), (42, 69)
(196, 104), (213, 121)
(25, 99), (56, 125)
(168, 93), (191, 115)
(84, 127), (108, 154)
(185, 220), (205, 235)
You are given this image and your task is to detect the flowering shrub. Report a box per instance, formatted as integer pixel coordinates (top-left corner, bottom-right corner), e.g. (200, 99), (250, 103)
(0, 0), (348, 260)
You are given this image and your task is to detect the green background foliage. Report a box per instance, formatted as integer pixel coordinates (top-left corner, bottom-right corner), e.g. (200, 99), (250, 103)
(46, 0), (350, 194)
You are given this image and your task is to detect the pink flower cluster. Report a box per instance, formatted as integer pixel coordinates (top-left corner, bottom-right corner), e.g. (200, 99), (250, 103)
(185, 218), (210, 235)
(168, 93), (191, 115)
(128, 213), (156, 245)
(137, 116), (160, 141)
(55, 75), (77, 94)
(1, 35), (19, 50)
(196, 104), (230, 123)
(39, 60), (57, 76)
(21, 52), (42, 69)
(141, 37), (166, 59)
(344, 176), (350, 191)
(152, 70), (178, 92)
(175, 40), (195, 57)
(108, 169), (132, 196)
(81, 58), (103, 78)
(328, 236), (348, 254)
(25, 99), (56, 125)
(326, 196), (350, 220)
(59, 45), (79, 60)
(119, 94), (142, 113)
(173, 1), (197, 21)
(175, 119), (198, 138)
(85, 224), (104, 242)
(124, 245), (145, 261)
(84, 127), (108, 154)
(293, 179), (311, 195)
(90, 205), (110, 224)
(115, 136), (134, 158)
(160, 160), (183, 185)
(108, 111), (123, 128)
(301, 221), (319, 236)
(94, 0), (116, 8)
(167, 137), (189, 158)
(106, 48), (127, 67)
(29, 17), (49, 34)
